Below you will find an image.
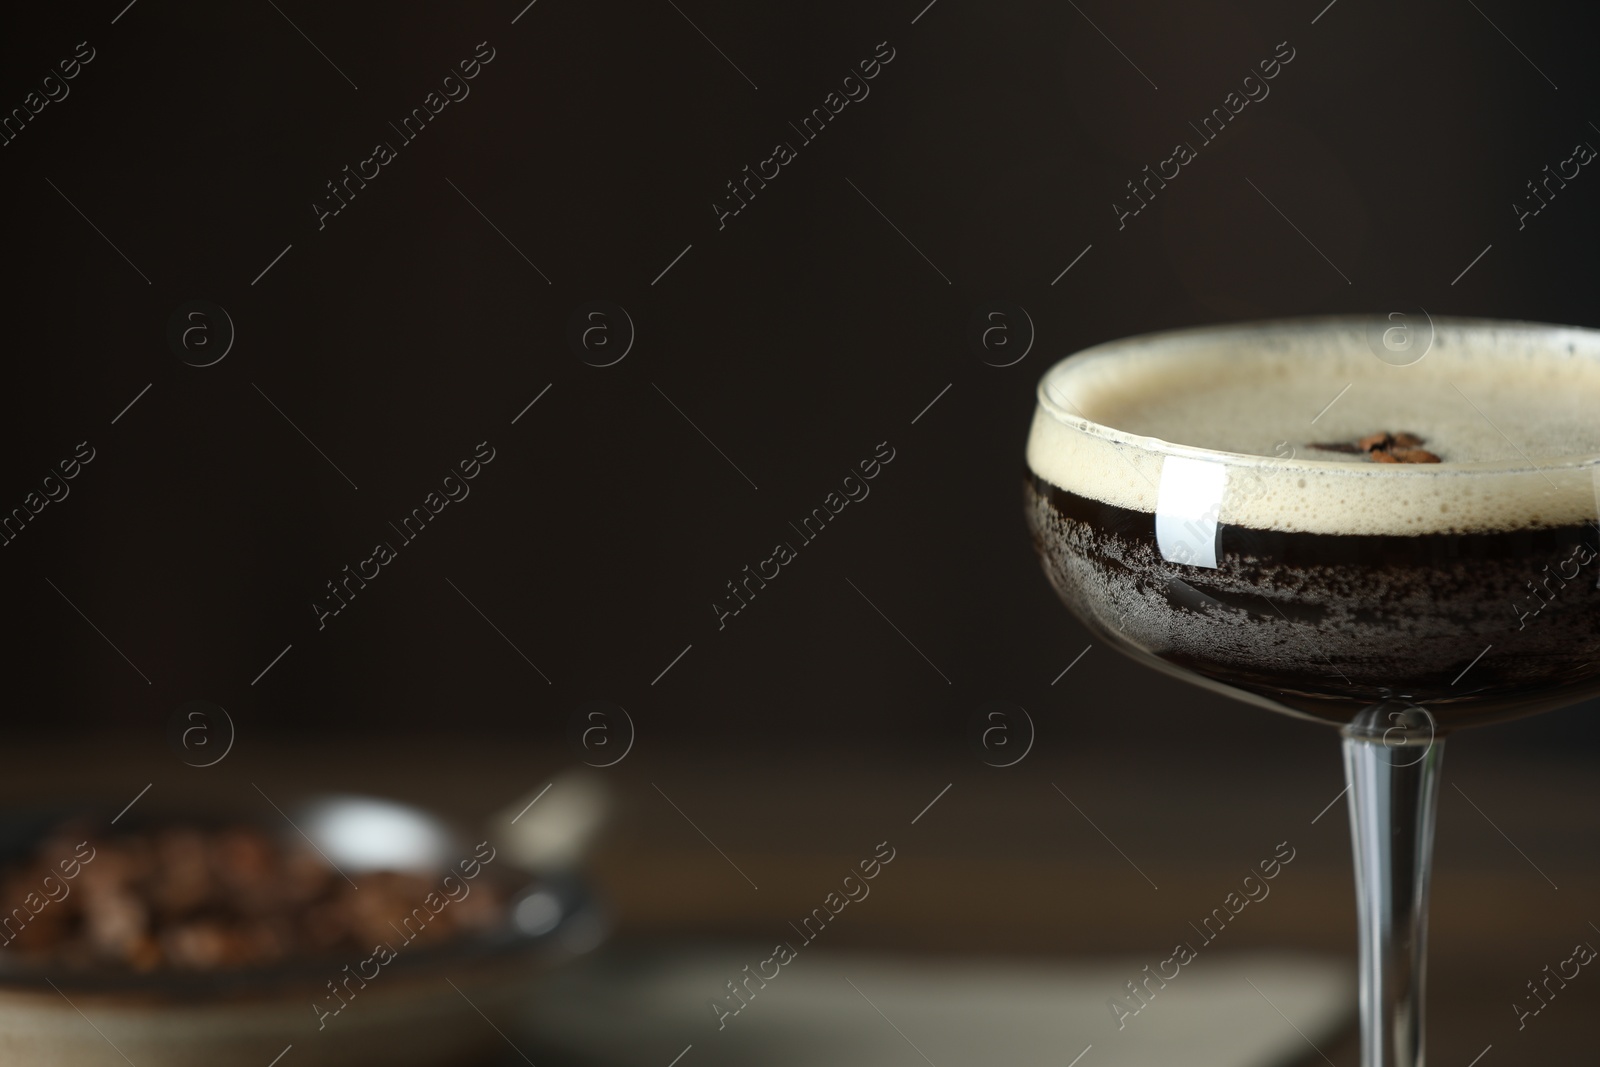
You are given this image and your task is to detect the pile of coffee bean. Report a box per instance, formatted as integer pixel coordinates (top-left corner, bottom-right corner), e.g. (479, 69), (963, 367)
(0, 825), (504, 971)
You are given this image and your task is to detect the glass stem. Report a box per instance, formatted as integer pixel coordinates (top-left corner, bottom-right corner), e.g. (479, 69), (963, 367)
(1342, 711), (1444, 1067)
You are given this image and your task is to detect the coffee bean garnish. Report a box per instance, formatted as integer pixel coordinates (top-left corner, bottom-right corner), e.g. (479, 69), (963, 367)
(1357, 431), (1394, 453)
(1309, 431), (1440, 463)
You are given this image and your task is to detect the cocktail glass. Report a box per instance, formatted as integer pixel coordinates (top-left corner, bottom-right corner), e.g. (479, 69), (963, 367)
(1025, 317), (1600, 1067)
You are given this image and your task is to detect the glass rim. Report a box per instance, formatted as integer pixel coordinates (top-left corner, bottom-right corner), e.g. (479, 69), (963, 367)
(1035, 313), (1600, 478)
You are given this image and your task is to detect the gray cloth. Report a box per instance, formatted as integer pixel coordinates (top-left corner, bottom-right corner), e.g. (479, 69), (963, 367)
(519, 946), (1352, 1067)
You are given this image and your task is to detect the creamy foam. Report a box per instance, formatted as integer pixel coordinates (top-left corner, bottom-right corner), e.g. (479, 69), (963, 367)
(1027, 317), (1600, 535)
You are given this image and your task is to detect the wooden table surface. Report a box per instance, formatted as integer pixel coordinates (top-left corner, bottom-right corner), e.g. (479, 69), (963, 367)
(4, 732), (1594, 1065)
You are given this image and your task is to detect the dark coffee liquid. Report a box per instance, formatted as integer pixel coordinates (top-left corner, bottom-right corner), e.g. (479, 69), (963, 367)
(1027, 474), (1600, 728)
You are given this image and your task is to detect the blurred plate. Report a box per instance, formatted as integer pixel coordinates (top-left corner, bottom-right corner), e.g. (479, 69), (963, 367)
(0, 794), (603, 1066)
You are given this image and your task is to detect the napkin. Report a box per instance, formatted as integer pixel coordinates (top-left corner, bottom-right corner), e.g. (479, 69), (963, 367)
(519, 945), (1353, 1067)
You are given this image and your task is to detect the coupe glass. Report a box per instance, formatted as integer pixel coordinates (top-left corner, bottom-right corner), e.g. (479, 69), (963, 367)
(1024, 316), (1600, 1067)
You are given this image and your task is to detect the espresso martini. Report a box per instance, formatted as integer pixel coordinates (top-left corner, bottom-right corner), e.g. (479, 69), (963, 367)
(1025, 317), (1600, 728)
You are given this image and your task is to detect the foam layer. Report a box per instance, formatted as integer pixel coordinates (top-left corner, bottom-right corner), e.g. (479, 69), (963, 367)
(1026, 317), (1600, 535)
